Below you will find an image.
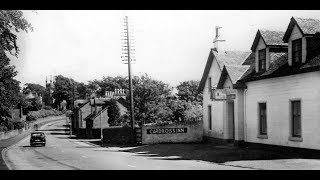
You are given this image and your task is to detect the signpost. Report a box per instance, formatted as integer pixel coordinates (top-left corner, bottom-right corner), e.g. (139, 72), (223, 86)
(212, 89), (236, 101)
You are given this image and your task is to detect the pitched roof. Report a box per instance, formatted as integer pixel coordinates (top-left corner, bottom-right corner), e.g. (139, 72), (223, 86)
(240, 52), (288, 81)
(251, 30), (287, 51)
(214, 50), (251, 67)
(198, 49), (251, 92)
(225, 65), (251, 84)
(283, 17), (320, 42)
(260, 30), (287, 46)
(295, 17), (320, 35)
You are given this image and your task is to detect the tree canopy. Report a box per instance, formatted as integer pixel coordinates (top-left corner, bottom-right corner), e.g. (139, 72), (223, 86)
(0, 10), (32, 124)
(22, 83), (46, 96)
(176, 80), (202, 103)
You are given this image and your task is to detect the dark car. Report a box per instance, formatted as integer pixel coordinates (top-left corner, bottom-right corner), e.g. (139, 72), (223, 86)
(30, 132), (46, 146)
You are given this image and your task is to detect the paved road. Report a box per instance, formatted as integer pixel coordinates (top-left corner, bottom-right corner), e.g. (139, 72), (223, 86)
(3, 120), (251, 170)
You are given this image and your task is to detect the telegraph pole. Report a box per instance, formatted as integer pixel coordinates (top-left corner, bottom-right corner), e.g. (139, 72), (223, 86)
(121, 16), (136, 143)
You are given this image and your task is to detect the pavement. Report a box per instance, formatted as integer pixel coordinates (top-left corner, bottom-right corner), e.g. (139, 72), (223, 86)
(0, 115), (66, 170)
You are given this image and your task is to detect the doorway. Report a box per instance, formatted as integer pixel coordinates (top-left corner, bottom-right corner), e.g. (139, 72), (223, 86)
(227, 101), (235, 140)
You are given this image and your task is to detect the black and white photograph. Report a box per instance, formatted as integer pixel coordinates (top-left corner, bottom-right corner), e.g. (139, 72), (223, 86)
(1, 10), (320, 171)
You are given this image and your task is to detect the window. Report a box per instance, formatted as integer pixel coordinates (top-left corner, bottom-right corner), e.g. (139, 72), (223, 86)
(258, 49), (266, 72)
(208, 105), (212, 130)
(259, 103), (267, 135)
(291, 100), (301, 137)
(292, 38), (302, 65)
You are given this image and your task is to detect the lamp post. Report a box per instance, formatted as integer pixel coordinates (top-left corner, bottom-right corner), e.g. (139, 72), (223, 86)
(100, 108), (103, 146)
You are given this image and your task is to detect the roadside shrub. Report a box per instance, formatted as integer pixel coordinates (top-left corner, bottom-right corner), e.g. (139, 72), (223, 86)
(12, 121), (26, 129)
(26, 109), (64, 122)
(7, 121), (14, 131)
(0, 125), (8, 132)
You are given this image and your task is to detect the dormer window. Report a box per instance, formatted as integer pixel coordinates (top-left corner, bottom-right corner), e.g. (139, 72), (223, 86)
(292, 38), (302, 65)
(258, 49), (266, 72)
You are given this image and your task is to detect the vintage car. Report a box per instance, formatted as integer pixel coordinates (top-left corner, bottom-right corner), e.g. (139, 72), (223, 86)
(30, 132), (46, 146)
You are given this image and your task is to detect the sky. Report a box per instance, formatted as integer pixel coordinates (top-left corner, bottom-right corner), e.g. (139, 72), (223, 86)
(9, 10), (320, 89)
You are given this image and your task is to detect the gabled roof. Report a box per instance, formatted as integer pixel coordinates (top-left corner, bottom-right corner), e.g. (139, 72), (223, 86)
(198, 49), (251, 92)
(217, 65), (250, 89)
(240, 52), (288, 81)
(251, 30), (287, 51)
(283, 17), (320, 43)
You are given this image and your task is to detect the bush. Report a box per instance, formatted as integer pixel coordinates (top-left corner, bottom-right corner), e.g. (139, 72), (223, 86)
(12, 121), (25, 129)
(0, 125), (8, 132)
(7, 121), (14, 131)
(26, 109), (64, 122)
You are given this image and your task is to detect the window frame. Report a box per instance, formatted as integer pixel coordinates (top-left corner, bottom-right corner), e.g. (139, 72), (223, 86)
(208, 105), (212, 130)
(258, 49), (266, 72)
(258, 102), (267, 136)
(292, 38), (302, 65)
(291, 100), (302, 138)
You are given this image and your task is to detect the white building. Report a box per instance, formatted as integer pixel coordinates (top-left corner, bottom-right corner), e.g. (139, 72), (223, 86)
(199, 17), (320, 150)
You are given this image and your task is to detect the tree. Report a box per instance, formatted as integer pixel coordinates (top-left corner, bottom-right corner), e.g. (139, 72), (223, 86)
(22, 83), (46, 96)
(131, 74), (172, 124)
(105, 99), (121, 126)
(52, 75), (78, 109)
(0, 10), (32, 126)
(176, 80), (202, 103)
(76, 82), (90, 99)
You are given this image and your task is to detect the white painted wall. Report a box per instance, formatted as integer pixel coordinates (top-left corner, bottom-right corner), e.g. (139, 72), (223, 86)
(245, 71), (320, 150)
(93, 109), (109, 129)
(203, 55), (224, 139)
(79, 102), (91, 128)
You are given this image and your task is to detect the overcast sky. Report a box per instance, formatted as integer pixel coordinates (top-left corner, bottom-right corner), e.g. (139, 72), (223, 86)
(9, 10), (320, 88)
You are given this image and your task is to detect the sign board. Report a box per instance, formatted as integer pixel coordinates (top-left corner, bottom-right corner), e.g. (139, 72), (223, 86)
(147, 128), (187, 134)
(212, 89), (227, 100)
(212, 89), (236, 100)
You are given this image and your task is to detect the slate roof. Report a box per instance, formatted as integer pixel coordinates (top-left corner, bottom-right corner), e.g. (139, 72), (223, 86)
(283, 17), (320, 42)
(213, 50), (251, 67)
(198, 49), (251, 92)
(225, 65), (250, 84)
(295, 17), (320, 35)
(260, 30), (287, 46)
(240, 52), (288, 81)
(251, 30), (287, 51)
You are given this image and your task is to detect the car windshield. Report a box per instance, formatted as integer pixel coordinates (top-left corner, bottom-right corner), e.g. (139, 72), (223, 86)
(31, 133), (44, 137)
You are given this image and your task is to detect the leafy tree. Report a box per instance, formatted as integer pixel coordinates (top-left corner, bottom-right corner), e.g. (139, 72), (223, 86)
(0, 10), (32, 127)
(76, 82), (90, 99)
(22, 83), (46, 96)
(105, 99), (121, 126)
(131, 74), (172, 124)
(176, 80), (202, 103)
(52, 75), (78, 109)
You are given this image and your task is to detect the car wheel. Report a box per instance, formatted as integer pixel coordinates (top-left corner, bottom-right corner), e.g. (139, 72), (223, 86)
(43, 143), (46, 146)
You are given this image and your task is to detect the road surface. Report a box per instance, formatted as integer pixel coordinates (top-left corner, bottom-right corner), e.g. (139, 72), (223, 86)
(3, 120), (252, 170)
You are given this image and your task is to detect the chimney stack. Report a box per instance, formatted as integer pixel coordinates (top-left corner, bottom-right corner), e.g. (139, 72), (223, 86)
(213, 26), (226, 52)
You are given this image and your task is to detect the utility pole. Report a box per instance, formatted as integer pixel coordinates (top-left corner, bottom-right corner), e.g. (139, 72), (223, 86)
(121, 16), (136, 144)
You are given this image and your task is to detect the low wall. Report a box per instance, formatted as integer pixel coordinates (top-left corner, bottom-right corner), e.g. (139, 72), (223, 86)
(141, 121), (203, 144)
(102, 126), (135, 145)
(0, 115), (65, 141)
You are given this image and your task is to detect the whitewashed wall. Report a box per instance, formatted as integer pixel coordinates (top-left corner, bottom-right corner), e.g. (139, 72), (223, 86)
(245, 71), (320, 150)
(203, 55), (224, 139)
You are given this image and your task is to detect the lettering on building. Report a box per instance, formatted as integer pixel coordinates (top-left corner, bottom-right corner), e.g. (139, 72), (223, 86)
(146, 128), (188, 134)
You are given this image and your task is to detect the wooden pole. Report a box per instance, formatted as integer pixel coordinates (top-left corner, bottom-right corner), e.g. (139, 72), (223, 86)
(125, 16), (135, 144)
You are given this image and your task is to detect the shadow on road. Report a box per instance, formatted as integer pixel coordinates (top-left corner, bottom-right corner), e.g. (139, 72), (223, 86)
(109, 143), (296, 163)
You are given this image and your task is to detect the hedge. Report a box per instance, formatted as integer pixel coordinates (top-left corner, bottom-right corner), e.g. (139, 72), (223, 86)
(26, 109), (64, 122)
